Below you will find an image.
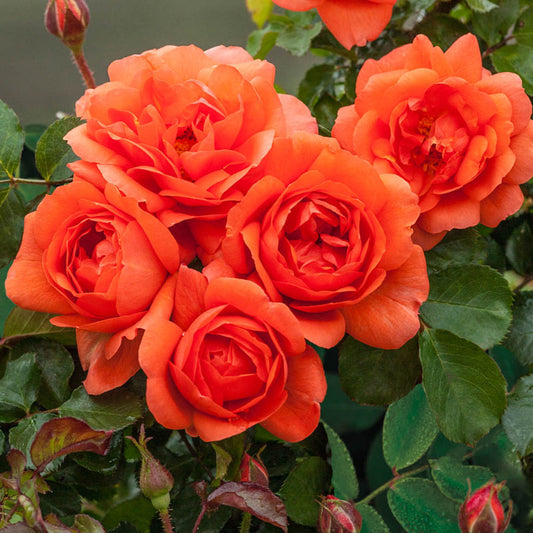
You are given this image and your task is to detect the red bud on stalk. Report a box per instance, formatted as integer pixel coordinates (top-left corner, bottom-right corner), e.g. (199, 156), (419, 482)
(239, 453), (269, 487)
(458, 480), (512, 533)
(44, 0), (90, 52)
(317, 496), (363, 533)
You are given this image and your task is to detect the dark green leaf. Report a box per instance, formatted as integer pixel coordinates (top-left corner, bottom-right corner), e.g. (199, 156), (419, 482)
(314, 93), (341, 135)
(387, 478), (460, 533)
(101, 495), (156, 532)
(504, 292), (533, 365)
(72, 430), (122, 474)
(247, 28), (278, 59)
(383, 384), (438, 470)
(430, 456), (496, 501)
(420, 265), (513, 349)
(4, 307), (76, 345)
(490, 345), (526, 391)
(0, 187), (26, 268)
(505, 222), (533, 275)
(357, 503), (390, 533)
(298, 64), (336, 109)
(502, 374), (533, 455)
(24, 125), (47, 152)
(279, 456), (331, 526)
(212, 433), (246, 481)
(59, 386), (143, 431)
(322, 421), (358, 500)
(0, 352), (41, 422)
(339, 337), (420, 405)
(472, 0), (520, 46)
(491, 44), (533, 95)
(35, 116), (81, 181)
(419, 329), (507, 444)
(0, 99), (24, 179)
(515, 8), (533, 47)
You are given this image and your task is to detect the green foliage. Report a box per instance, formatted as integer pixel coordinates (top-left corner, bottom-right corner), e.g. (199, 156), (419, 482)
(504, 292), (533, 365)
(357, 503), (391, 533)
(0, 187), (26, 269)
(502, 374), (533, 456)
(492, 44), (533, 95)
(0, 99), (25, 179)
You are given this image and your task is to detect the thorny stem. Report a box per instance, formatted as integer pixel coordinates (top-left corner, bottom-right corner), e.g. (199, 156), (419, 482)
(159, 509), (175, 533)
(71, 48), (96, 89)
(178, 430), (215, 481)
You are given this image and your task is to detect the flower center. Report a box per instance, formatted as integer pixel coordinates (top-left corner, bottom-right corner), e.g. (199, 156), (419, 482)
(174, 126), (196, 154)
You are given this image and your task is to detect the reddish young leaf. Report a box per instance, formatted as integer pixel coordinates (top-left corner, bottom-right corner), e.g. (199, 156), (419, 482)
(30, 417), (113, 472)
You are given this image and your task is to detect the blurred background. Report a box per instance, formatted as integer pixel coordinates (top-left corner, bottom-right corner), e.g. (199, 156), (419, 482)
(0, 0), (314, 125)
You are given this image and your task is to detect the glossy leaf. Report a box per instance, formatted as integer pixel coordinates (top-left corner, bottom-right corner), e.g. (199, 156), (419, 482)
(387, 478), (460, 533)
(59, 386), (143, 431)
(419, 329), (507, 444)
(357, 503), (390, 533)
(502, 374), (533, 456)
(339, 337), (420, 405)
(491, 44), (533, 95)
(0, 187), (26, 269)
(0, 99), (24, 179)
(383, 384), (439, 470)
(420, 265), (512, 349)
(505, 222), (533, 275)
(504, 292), (533, 365)
(279, 456), (331, 526)
(9, 412), (56, 467)
(35, 116), (81, 181)
(322, 421), (358, 500)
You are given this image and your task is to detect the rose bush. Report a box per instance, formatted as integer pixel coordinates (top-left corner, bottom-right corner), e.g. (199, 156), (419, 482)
(221, 132), (429, 349)
(138, 265), (326, 442)
(271, 0), (397, 49)
(5, 179), (180, 394)
(333, 33), (533, 249)
(65, 44), (317, 262)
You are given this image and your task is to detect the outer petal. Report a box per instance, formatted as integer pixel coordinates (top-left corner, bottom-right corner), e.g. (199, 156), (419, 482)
(293, 309), (346, 349)
(279, 94), (318, 135)
(480, 183), (524, 228)
(272, 0), (321, 9)
(342, 246), (428, 349)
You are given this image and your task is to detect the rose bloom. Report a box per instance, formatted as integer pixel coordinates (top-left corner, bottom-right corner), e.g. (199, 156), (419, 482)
(138, 266), (326, 442)
(5, 180), (180, 394)
(271, 0), (397, 49)
(66, 45), (317, 261)
(333, 33), (533, 249)
(221, 132), (429, 350)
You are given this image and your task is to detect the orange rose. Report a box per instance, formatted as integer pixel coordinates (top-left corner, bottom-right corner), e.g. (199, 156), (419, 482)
(5, 180), (180, 394)
(271, 0), (396, 49)
(221, 132), (429, 350)
(139, 266), (326, 442)
(333, 34), (533, 249)
(66, 45), (317, 260)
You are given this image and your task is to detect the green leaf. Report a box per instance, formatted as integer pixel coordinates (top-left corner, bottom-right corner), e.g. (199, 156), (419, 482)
(59, 386), (143, 431)
(419, 329), (507, 445)
(35, 116), (81, 181)
(387, 478), (460, 533)
(420, 265), (513, 349)
(383, 384), (439, 470)
(490, 345), (526, 391)
(515, 8), (533, 47)
(357, 503), (390, 533)
(504, 292), (533, 365)
(24, 125), (47, 152)
(211, 433), (246, 481)
(491, 44), (533, 95)
(246, 0), (273, 28)
(339, 337), (421, 405)
(0, 352), (41, 422)
(4, 307), (76, 345)
(279, 456), (331, 526)
(247, 28), (278, 59)
(472, 0), (520, 46)
(0, 99), (24, 179)
(71, 514), (106, 533)
(270, 12), (322, 56)
(101, 495), (157, 532)
(505, 222), (533, 275)
(502, 374), (533, 456)
(465, 0), (497, 12)
(298, 64), (336, 109)
(430, 456), (496, 502)
(322, 421), (358, 500)
(425, 228), (486, 274)
(0, 187), (26, 268)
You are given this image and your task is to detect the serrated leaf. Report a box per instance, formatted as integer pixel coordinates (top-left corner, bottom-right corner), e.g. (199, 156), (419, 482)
(270, 13), (322, 56)
(466, 0), (497, 12)
(357, 503), (390, 533)
(491, 44), (533, 95)
(59, 386), (142, 431)
(4, 307), (76, 345)
(246, 0), (273, 28)
(279, 456), (331, 526)
(322, 421), (358, 500)
(0, 187), (26, 269)
(387, 478), (460, 533)
(24, 124), (46, 152)
(472, 0), (520, 46)
(0, 100), (24, 179)
(504, 292), (533, 365)
(505, 222), (533, 275)
(420, 265), (513, 349)
(101, 496), (156, 532)
(383, 384), (438, 470)
(502, 374), (533, 456)
(0, 352), (41, 422)
(247, 28), (278, 59)
(35, 116), (81, 181)
(420, 329), (507, 445)
(430, 456), (496, 502)
(339, 337), (421, 406)
(515, 8), (533, 46)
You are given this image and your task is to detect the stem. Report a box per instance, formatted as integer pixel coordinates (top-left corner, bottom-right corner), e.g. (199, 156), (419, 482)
(71, 48), (96, 89)
(357, 464), (430, 505)
(514, 274), (533, 292)
(192, 504), (207, 533)
(482, 35), (515, 58)
(0, 177), (74, 187)
(179, 430), (214, 481)
(240, 512), (252, 533)
(159, 509), (174, 533)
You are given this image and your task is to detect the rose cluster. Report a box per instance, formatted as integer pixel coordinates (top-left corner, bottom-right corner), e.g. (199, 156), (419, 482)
(6, 35), (532, 443)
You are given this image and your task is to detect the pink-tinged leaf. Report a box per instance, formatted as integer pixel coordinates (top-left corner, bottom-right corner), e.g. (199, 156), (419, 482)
(1, 525), (35, 532)
(7, 448), (26, 479)
(207, 481), (288, 531)
(30, 417), (113, 472)
(44, 513), (106, 533)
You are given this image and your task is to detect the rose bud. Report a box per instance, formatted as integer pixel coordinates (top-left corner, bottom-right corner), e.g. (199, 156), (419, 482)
(127, 426), (174, 512)
(44, 0), (89, 51)
(239, 453), (269, 487)
(458, 481), (512, 533)
(318, 496), (363, 533)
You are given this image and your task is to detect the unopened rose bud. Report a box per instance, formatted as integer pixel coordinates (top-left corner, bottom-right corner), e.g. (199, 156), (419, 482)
(239, 453), (269, 487)
(44, 0), (90, 51)
(127, 426), (174, 512)
(458, 481), (512, 533)
(317, 495), (362, 533)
